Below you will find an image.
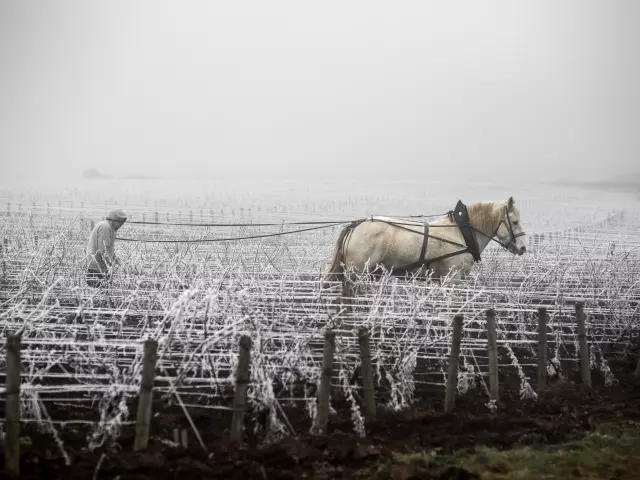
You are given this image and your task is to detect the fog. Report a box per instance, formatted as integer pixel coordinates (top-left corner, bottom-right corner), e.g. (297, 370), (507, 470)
(1, 0), (639, 188)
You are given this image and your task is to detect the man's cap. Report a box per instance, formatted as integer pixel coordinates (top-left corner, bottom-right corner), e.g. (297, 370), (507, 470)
(106, 209), (128, 222)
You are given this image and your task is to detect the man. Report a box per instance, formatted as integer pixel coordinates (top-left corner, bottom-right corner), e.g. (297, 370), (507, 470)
(86, 208), (127, 287)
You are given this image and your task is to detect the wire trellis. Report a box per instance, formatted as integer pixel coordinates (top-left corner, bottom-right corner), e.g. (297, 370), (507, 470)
(0, 199), (639, 451)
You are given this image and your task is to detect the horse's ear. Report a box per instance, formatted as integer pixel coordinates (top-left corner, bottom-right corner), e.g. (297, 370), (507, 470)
(507, 196), (515, 212)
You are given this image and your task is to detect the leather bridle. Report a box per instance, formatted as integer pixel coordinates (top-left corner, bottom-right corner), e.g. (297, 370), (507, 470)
(472, 204), (526, 253)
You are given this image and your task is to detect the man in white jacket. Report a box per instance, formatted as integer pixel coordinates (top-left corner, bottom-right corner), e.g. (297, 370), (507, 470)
(86, 209), (127, 287)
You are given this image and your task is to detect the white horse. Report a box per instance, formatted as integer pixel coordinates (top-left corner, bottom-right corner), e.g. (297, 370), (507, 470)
(323, 197), (527, 292)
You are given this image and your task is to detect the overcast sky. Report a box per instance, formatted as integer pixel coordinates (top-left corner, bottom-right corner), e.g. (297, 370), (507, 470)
(1, 0), (638, 185)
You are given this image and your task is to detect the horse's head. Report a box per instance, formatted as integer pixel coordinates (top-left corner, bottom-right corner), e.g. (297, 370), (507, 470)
(495, 196), (527, 256)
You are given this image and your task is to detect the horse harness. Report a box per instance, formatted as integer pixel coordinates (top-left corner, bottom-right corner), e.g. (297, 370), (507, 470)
(349, 200), (525, 276)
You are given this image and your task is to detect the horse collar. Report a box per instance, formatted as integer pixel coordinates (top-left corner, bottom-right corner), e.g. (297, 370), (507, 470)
(453, 200), (482, 262)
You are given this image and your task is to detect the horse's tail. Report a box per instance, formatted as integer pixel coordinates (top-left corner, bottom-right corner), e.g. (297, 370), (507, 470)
(323, 221), (358, 286)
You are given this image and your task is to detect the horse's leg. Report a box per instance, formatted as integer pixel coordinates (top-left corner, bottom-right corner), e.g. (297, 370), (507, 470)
(418, 265), (432, 283)
(436, 259), (472, 286)
(341, 277), (351, 307)
(341, 273), (357, 321)
(446, 268), (466, 286)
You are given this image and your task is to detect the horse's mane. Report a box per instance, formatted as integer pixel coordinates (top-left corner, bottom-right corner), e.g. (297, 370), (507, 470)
(466, 201), (504, 235)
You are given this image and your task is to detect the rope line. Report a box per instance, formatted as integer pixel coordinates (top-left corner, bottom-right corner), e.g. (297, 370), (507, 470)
(116, 222), (345, 243)
(127, 219), (351, 227)
(116, 212), (453, 243)
(126, 212), (449, 228)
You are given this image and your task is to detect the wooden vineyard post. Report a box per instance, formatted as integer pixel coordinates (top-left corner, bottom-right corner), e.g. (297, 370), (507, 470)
(313, 330), (336, 435)
(537, 307), (548, 389)
(230, 335), (252, 441)
(5, 335), (21, 477)
(358, 328), (376, 419)
(575, 302), (592, 389)
(444, 315), (464, 413)
(485, 310), (499, 401)
(134, 339), (158, 452)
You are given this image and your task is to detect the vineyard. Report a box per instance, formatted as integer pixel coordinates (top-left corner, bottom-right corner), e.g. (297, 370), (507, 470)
(1, 180), (640, 478)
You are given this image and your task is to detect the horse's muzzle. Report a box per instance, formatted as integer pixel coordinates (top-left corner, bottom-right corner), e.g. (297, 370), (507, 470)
(518, 246), (526, 255)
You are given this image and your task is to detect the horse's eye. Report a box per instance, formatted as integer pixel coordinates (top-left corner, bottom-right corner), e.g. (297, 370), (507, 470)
(512, 221), (519, 226)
